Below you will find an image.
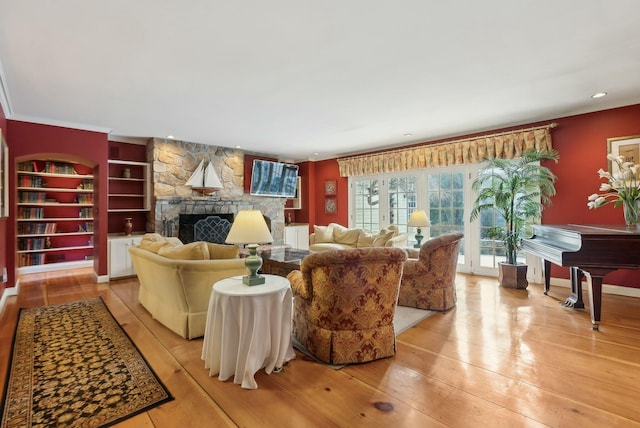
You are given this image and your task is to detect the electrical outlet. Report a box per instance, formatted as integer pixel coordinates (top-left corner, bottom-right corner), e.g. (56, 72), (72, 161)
(1, 267), (7, 282)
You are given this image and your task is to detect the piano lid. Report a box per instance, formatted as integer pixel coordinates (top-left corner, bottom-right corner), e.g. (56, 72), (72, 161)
(542, 224), (640, 235)
(533, 224), (640, 236)
(525, 224), (640, 269)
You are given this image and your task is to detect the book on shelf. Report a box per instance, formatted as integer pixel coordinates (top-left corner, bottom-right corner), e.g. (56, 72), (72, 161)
(18, 175), (43, 188)
(17, 222), (57, 235)
(18, 192), (46, 203)
(19, 253), (45, 267)
(18, 238), (45, 251)
(79, 207), (93, 218)
(18, 207), (44, 219)
(77, 194), (93, 204)
(17, 161), (39, 173)
(44, 161), (77, 175)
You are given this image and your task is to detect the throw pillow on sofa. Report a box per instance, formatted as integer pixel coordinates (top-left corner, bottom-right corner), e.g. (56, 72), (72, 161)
(140, 239), (171, 253)
(356, 231), (376, 247)
(158, 241), (210, 260)
(206, 242), (240, 259)
(357, 230), (395, 247)
(139, 233), (181, 253)
(332, 224), (361, 246)
(373, 230), (395, 246)
(313, 225), (334, 243)
(379, 225), (399, 237)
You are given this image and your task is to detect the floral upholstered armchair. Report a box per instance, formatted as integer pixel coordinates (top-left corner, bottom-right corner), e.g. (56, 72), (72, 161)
(398, 232), (463, 311)
(287, 247), (408, 365)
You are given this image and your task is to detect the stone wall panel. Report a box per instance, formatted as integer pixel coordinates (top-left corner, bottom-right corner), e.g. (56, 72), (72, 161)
(149, 138), (286, 245)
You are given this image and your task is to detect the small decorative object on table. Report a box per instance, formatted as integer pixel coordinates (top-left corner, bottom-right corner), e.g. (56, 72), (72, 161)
(123, 217), (133, 236)
(587, 152), (640, 227)
(225, 210), (274, 285)
(408, 209), (430, 248)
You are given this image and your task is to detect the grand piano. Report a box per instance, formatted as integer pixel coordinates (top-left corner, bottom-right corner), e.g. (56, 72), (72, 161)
(522, 224), (640, 330)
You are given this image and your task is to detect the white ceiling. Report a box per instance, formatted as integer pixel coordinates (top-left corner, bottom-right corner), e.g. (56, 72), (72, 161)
(1, 1), (639, 161)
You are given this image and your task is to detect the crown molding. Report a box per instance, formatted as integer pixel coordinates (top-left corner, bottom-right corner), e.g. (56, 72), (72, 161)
(8, 114), (112, 134)
(107, 134), (150, 145)
(0, 58), (11, 118)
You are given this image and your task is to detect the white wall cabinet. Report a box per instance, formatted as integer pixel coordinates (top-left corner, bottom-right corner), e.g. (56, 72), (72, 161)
(284, 224), (309, 250)
(109, 235), (142, 278)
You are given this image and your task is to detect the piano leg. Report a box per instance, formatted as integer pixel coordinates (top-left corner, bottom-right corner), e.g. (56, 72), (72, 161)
(581, 268), (613, 331)
(563, 267), (585, 309)
(543, 259), (551, 295)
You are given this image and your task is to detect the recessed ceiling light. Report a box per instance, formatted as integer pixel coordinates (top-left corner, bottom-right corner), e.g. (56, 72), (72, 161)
(235, 145), (241, 149)
(591, 92), (607, 99)
(313, 152), (319, 156)
(166, 135), (175, 139)
(403, 133), (413, 137)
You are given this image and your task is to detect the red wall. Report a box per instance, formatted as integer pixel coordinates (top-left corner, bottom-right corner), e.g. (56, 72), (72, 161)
(544, 105), (640, 285)
(0, 104), (7, 297)
(2, 104), (639, 288)
(310, 104), (640, 286)
(308, 159), (347, 227)
(6, 121), (109, 286)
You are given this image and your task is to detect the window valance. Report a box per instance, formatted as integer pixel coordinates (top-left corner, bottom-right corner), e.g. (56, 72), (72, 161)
(337, 123), (556, 177)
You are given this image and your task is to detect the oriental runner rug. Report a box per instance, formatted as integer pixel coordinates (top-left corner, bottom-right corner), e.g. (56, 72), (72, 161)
(1, 297), (173, 427)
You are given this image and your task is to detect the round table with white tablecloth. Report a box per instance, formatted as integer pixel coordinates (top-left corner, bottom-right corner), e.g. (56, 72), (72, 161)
(201, 274), (295, 389)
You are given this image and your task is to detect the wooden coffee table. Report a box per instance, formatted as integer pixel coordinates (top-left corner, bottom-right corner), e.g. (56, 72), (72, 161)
(259, 247), (311, 277)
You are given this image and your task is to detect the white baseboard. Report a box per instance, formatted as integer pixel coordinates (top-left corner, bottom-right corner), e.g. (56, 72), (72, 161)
(550, 277), (640, 299)
(96, 274), (110, 283)
(0, 281), (20, 316)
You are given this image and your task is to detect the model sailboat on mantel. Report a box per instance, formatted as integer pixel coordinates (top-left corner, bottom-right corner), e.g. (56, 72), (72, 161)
(185, 159), (223, 195)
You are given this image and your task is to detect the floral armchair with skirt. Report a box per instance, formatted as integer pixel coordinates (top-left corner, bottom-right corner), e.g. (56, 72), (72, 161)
(287, 247), (408, 365)
(398, 232), (463, 311)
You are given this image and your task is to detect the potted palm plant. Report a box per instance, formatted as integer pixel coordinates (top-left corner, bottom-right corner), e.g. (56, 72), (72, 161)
(470, 149), (559, 288)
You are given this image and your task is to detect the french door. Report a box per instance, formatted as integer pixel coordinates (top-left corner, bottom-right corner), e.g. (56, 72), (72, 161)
(348, 164), (532, 276)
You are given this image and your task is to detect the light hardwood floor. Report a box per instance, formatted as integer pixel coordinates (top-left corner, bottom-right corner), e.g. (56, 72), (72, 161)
(1, 269), (640, 427)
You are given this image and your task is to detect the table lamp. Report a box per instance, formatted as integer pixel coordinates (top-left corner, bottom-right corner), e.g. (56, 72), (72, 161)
(408, 210), (430, 248)
(225, 210), (274, 285)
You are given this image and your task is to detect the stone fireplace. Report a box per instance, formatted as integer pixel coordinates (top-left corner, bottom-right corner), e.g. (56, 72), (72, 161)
(155, 196), (285, 245)
(148, 138), (287, 246)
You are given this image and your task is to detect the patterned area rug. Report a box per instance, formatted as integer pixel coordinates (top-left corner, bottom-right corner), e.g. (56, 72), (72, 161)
(1, 297), (173, 427)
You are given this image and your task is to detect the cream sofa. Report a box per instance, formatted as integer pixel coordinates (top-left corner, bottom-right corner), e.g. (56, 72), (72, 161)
(309, 223), (408, 252)
(128, 233), (247, 339)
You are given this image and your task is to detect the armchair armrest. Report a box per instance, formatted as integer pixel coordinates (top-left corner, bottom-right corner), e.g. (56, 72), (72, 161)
(287, 270), (312, 300)
(403, 244), (431, 274)
(406, 248), (420, 259)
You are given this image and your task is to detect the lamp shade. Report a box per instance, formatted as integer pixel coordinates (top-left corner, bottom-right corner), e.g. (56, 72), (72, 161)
(408, 210), (430, 227)
(225, 210), (273, 244)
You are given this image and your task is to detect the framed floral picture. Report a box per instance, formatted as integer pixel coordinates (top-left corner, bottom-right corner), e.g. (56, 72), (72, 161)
(325, 197), (337, 214)
(607, 134), (640, 175)
(324, 179), (337, 196)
